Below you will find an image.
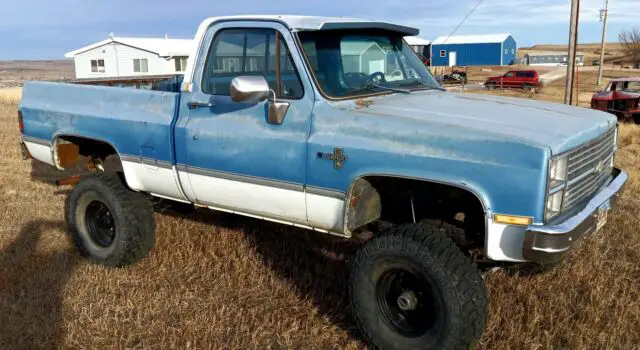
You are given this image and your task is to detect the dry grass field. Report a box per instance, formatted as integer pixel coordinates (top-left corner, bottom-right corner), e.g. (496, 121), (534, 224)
(1, 79), (640, 349)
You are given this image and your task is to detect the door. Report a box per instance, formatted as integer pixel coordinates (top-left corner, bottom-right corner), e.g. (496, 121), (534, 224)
(176, 22), (315, 225)
(502, 71), (516, 88)
(515, 71), (527, 88)
(448, 51), (457, 67)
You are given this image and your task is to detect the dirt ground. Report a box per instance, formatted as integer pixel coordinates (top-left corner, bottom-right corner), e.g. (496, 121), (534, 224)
(1, 64), (640, 348)
(461, 67), (640, 108)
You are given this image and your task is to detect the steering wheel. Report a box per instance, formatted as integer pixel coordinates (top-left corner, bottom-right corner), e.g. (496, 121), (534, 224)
(363, 71), (387, 85)
(344, 72), (369, 86)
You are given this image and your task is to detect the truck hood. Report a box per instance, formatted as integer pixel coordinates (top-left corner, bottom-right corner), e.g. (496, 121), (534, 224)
(350, 91), (617, 154)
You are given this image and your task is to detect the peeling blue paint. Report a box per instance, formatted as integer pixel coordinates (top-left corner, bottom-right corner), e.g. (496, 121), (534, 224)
(20, 25), (617, 225)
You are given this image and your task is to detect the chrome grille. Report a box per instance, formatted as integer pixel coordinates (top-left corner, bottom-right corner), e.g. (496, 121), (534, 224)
(563, 128), (616, 210)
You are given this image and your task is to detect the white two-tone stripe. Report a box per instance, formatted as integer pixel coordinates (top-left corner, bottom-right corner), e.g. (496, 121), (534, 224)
(23, 136), (55, 166)
(121, 157), (190, 203)
(177, 165), (347, 234)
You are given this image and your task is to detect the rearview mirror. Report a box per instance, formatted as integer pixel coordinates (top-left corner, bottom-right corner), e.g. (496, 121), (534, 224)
(229, 76), (290, 125)
(230, 76), (269, 104)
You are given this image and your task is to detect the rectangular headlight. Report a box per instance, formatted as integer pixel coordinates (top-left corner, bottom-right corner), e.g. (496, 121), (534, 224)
(549, 156), (568, 188)
(545, 190), (564, 220)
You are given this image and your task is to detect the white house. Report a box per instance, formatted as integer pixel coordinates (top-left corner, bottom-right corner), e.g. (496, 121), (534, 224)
(65, 35), (194, 79)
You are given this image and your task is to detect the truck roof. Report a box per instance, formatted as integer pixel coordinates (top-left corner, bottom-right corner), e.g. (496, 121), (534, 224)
(200, 15), (419, 36)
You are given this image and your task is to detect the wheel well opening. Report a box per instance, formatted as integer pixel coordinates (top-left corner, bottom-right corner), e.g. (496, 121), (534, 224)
(55, 136), (123, 173)
(357, 176), (486, 253)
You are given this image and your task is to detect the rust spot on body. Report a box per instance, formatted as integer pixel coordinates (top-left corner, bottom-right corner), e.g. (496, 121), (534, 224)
(355, 99), (374, 109)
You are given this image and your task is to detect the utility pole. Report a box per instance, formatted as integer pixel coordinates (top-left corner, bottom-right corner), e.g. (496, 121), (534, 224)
(596, 0), (609, 87)
(564, 0), (580, 105)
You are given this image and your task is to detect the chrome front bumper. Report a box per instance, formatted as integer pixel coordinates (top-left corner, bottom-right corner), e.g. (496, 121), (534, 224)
(523, 168), (628, 263)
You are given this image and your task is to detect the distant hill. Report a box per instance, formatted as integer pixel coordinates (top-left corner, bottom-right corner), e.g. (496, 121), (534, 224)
(518, 42), (634, 65)
(520, 42), (625, 52)
(0, 60), (74, 88)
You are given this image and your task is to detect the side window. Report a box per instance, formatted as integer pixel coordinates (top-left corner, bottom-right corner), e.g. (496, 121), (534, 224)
(515, 71), (525, 78)
(440, 50), (446, 58)
(174, 57), (188, 72)
(504, 72), (515, 78)
(201, 28), (303, 99)
(133, 59), (149, 73)
(91, 59), (105, 73)
(625, 82), (640, 92)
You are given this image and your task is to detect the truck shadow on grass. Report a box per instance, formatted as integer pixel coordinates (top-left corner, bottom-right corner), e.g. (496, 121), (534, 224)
(0, 220), (79, 348)
(157, 204), (365, 344)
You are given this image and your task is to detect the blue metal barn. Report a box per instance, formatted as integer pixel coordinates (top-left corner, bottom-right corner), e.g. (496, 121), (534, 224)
(430, 34), (517, 67)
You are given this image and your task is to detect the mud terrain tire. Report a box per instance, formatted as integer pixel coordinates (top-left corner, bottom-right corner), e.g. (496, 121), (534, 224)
(65, 173), (155, 267)
(350, 223), (488, 349)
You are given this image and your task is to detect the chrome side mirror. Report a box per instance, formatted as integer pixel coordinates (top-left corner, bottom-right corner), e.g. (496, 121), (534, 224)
(230, 76), (269, 104)
(229, 76), (290, 125)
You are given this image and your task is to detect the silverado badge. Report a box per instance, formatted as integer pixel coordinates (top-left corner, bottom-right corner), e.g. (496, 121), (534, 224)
(319, 148), (348, 169)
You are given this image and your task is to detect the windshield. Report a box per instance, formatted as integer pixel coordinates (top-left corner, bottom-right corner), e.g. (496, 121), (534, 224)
(298, 30), (440, 99)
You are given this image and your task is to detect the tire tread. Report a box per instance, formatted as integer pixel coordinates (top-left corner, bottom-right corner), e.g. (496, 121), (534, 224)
(349, 222), (488, 349)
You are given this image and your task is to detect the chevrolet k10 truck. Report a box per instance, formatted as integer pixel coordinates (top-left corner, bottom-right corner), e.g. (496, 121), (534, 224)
(18, 16), (628, 349)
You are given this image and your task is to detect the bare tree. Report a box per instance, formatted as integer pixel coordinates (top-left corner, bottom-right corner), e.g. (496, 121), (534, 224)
(619, 28), (640, 67)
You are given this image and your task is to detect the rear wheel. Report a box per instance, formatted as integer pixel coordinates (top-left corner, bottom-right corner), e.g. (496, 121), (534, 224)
(65, 173), (155, 267)
(350, 223), (488, 349)
(523, 83), (533, 91)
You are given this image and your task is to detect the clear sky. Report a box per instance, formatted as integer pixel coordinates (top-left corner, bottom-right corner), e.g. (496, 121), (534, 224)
(0, 0), (638, 60)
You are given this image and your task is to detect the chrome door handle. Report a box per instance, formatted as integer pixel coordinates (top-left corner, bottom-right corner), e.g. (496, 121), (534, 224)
(187, 101), (214, 109)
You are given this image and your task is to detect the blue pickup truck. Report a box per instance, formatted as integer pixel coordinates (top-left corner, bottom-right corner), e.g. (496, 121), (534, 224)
(19, 15), (627, 349)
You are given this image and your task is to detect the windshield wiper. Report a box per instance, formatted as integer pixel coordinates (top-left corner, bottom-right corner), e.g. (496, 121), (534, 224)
(349, 83), (412, 96)
(400, 79), (445, 91)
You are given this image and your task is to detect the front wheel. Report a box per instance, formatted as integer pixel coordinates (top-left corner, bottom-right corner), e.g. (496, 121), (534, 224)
(65, 173), (155, 267)
(349, 223), (488, 349)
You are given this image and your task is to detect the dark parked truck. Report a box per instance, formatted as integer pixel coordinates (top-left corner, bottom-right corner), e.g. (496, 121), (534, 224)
(18, 16), (627, 349)
(591, 77), (640, 122)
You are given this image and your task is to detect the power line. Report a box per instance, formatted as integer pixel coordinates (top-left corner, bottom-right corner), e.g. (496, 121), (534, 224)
(442, 0), (489, 43)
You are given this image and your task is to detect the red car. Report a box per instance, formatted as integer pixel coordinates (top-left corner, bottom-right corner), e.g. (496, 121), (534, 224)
(591, 77), (640, 122)
(485, 70), (540, 91)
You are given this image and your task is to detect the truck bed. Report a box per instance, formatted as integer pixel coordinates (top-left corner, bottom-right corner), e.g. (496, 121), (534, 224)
(72, 74), (184, 93)
(20, 81), (180, 168)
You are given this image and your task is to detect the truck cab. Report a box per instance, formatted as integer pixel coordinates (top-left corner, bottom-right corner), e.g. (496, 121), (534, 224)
(18, 16), (627, 349)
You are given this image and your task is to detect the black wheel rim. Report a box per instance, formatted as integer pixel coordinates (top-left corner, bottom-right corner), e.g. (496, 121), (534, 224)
(85, 200), (116, 247)
(376, 267), (438, 337)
